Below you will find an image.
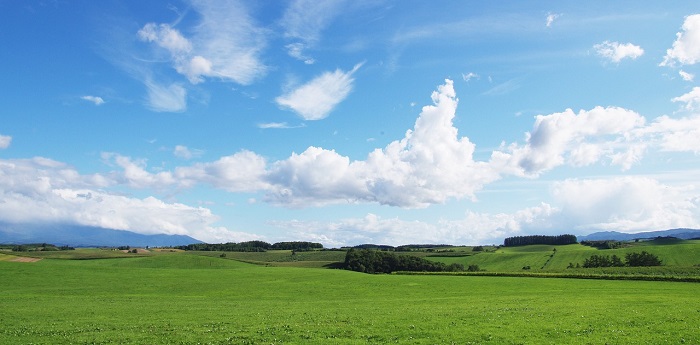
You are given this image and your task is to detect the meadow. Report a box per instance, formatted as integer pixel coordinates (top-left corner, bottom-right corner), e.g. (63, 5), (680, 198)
(426, 239), (700, 275)
(1, 248), (699, 344)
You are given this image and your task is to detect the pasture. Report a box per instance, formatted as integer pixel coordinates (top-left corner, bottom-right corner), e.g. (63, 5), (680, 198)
(1, 250), (699, 344)
(427, 239), (700, 273)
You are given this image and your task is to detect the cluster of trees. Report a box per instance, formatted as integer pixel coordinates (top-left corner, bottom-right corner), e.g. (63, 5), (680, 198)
(580, 240), (625, 249)
(272, 241), (324, 251)
(503, 234), (577, 247)
(11, 243), (74, 252)
(175, 241), (323, 252)
(579, 251), (662, 268)
(343, 249), (465, 274)
(343, 244), (453, 252)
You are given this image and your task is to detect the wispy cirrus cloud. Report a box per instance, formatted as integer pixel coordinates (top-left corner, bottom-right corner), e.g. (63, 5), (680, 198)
(679, 70), (695, 81)
(545, 12), (561, 27)
(462, 72), (479, 82)
(144, 79), (187, 112)
(594, 41), (644, 63)
(81, 95), (105, 105)
(173, 145), (204, 160)
(257, 122), (306, 129)
(279, 0), (346, 64)
(138, 0), (267, 85)
(276, 62), (363, 120)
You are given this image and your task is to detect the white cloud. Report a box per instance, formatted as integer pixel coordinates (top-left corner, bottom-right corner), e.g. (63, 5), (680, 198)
(462, 72), (479, 82)
(594, 41), (644, 63)
(661, 14), (700, 67)
(551, 177), (700, 232)
(679, 70), (695, 81)
(144, 79), (187, 112)
(493, 106), (647, 176)
(267, 79), (499, 208)
(81, 95), (105, 105)
(268, 174), (700, 247)
(546, 12), (561, 27)
(107, 80), (497, 209)
(637, 114), (700, 154)
(276, 63), (362, 120)
(280, 0), (345, 63)
(139, 0), (267, 85)
(671, 86), (700, 111)
(0, 135), (11, 149)
(101, 80), (700, 212)
(175, 150), (271, 193)
(104, 153), (177, 189)
(138, 23), (192, 54)
(257, 122), (305, 129)
(173, 145), (204, 160)
(269, 203), (558, 247)
(285, 43), (315, 64)
(0, 157), (258, 243)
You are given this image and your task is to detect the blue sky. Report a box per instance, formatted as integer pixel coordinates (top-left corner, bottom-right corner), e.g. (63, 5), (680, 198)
(1, 1), (700, 246)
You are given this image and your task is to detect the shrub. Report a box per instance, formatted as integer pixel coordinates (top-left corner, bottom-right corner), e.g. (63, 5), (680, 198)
(467, 264), (481, 272)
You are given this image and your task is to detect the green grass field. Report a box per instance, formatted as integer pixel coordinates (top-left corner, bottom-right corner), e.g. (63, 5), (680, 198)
(1, 250), (699, 344)
(427, 240), (700, 273)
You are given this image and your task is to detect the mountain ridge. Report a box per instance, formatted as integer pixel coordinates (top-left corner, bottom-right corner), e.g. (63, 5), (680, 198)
(577, 228), (700, 241)
(0, 223), (201, 247)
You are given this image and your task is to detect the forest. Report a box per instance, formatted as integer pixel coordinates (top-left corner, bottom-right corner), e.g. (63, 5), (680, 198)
(503, 234), (577, 247)
(175, 241), (323, 252)
(343, 248), (466, 274)
(580, 251), (663, 268)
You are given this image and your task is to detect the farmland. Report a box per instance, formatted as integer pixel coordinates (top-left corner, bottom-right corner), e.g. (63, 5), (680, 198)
(1, 242), (700, 344)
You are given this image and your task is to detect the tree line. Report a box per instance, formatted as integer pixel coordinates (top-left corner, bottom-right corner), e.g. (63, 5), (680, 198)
(574, 251), (662, 268)
(580, 240), (625, 249)
(175, 241), (323, 252)
(503, 234), (577, 247)
(10, 243), (74, 252)
(343, 248), (465, 274)
(343, 244), (454, 252)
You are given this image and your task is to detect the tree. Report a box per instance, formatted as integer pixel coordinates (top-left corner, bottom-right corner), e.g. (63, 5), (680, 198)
(625, 251), (662, 267)
(583, 254), (624, 268)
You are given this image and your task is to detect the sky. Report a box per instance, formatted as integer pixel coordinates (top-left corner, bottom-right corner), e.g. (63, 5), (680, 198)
(1, 1), (700, 247)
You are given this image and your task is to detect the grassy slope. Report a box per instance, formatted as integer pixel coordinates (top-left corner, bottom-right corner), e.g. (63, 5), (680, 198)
(428, 240), (700, 273)
(1, 254), (699, 344)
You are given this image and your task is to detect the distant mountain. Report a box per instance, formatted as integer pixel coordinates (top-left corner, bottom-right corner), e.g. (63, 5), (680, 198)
(0, 223), (202, 247)
(578, 228), (700, 242)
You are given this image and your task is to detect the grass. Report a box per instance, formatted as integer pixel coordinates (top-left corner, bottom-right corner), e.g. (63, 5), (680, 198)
(427, 240), (700, 274)
(1, 252), (700, 344)
(194, 249), (347, 268)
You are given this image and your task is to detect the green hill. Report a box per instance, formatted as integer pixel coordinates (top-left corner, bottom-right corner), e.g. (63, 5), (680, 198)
(425, 239), (700, 275)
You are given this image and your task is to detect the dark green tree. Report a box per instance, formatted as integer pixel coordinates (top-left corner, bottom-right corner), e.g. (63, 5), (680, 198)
(625, 251), (662, 266)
